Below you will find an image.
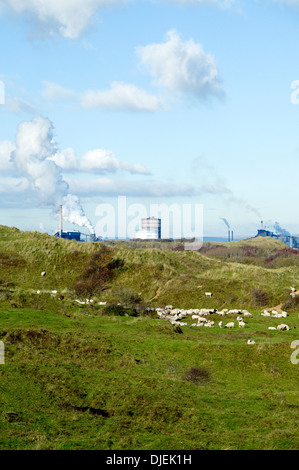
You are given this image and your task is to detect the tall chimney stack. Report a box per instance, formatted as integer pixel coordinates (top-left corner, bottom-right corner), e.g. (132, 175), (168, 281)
(231, 230), (234, 241)
(60, 205), (63, 237)
(228, 230), (230, 242)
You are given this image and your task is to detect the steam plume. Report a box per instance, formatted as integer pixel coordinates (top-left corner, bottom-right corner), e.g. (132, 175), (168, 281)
(10, 116), (94, 234)
(220, 217), (230, 229)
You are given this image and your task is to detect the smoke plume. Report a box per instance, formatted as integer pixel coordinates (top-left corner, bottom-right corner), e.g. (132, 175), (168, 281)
(220, 217), (230, 229)
(10, 116), (94, 234)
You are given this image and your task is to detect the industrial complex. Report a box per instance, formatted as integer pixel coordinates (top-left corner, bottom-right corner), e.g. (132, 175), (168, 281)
(253, 221), (299, 249)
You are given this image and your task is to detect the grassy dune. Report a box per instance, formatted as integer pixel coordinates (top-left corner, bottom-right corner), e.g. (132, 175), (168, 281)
(0, 226), (298, 450)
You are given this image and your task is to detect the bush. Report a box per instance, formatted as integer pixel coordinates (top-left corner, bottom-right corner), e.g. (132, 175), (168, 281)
(251, 288), (269, 306)
(102, 305), (139, 317)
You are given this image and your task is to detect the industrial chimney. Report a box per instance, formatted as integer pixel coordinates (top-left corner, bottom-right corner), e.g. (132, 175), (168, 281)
(231, 230), (234, 241)
(228, 230), (230, 242)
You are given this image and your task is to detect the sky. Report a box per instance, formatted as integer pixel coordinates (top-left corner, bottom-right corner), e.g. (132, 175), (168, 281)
(1, 0), (299, 240)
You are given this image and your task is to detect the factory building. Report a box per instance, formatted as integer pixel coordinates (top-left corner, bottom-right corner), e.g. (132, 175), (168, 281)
(135, 217), (161, 240)
(53, 205), (99, 242)
(254, 221), (299, 249)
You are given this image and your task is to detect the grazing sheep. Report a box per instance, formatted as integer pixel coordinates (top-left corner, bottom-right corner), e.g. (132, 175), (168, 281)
(41, 272), (46, 276)
(261, 311), (271, 317)
(218, 321), (223, 328)
(243, 311), (252, 318)
(237, 316), (243, 322)
(197, 322), (204, 327)
(238, 321), (246, 328)
(247, 340), (255, 345)
(224, 322), (235, 328)
(197, 317), (208, 323)
(205, 292), (213, 297)
(277, 324), (290, 331)
(268, 327), (276, 330)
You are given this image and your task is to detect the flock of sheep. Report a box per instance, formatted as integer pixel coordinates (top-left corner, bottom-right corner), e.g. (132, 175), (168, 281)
(155, 304), (292, 339)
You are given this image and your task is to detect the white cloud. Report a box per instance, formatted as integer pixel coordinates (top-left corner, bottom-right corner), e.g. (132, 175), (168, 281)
(68, 177), (199, 198)
(51, 147), (151, 175)
(40, 80), (163, 112)
(136, 29), (224, 99)
(2, 0), (130, 39)
(41, 81), (77, 101)
(0, 140), (15, 171)
(81, 81), (163, 111)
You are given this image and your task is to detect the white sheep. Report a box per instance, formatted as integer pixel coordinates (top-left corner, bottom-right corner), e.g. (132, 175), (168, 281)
(205, 292), (213, 297)
(247, 340), (255, 345)
(224, 322), (235, 328)
(243, 311), (252, 318)
(268, 327), (276, 330)
(261, 311), (271, 317)
(238, 321), (246, 328)
(218, 321), (223, 328)
(41, 271), (46, 276)
(277, 324), (290, 331)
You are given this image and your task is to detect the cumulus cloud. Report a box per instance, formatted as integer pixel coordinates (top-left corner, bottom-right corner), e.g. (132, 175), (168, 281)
(136, 29), (224, 100)
(81, 82), (163, 111)
(1, 0), (130, 39)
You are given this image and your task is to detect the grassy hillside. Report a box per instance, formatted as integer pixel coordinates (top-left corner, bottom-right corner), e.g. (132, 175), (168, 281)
(0, 226), (298, 450)
(1, 226), (299, 312)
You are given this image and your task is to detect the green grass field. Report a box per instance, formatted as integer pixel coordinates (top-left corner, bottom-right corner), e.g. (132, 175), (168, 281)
(0, 226), (298, 450)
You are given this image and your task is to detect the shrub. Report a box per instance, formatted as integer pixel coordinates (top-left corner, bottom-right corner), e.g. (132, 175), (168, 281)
(102, 305), (139, 317)
(251, 288), (269, 306)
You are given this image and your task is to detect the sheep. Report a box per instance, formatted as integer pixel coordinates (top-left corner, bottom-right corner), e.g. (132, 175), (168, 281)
(205, 292), (213, 297)
(224, 322), (235, 328)
(261, 311), (271, 317)
(268, 327), (276, 330)
(218, 321), (223, 328)
(238, 321), (246, 328)
(41, 271), (46, 276)
(243, 311), (252, 318)
(197, 322), (204, 327)
(204, 321), (215, 328)
(247, 340), (255, 345)
(277, 324), (290, 331)
(197, 317), (208, 323)
(237, 316), (243, 322)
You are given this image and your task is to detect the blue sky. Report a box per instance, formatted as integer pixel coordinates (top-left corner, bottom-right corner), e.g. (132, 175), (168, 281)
(1, 0), (299, 239)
